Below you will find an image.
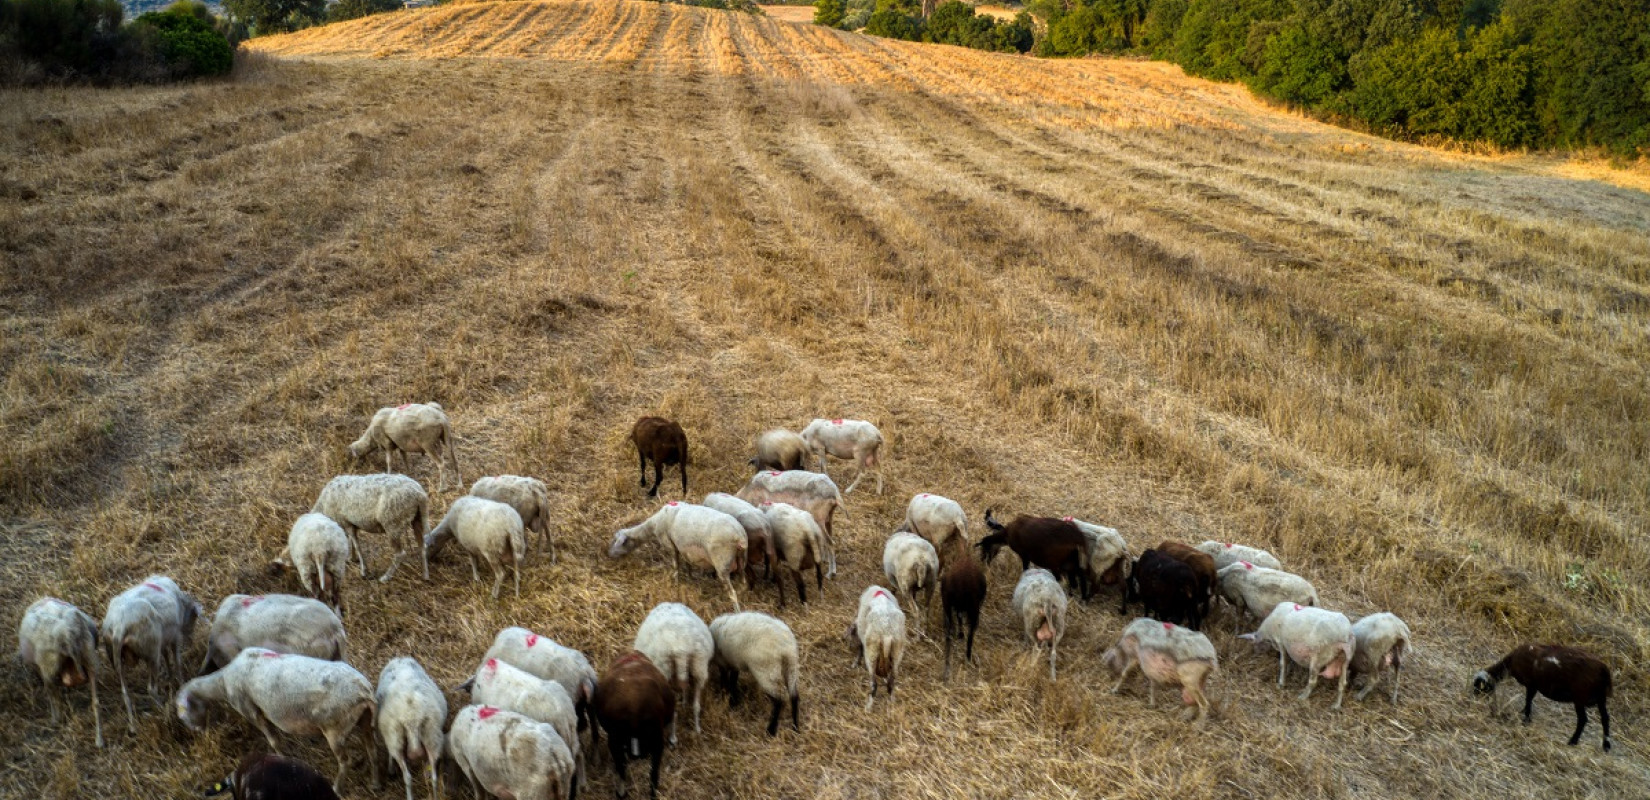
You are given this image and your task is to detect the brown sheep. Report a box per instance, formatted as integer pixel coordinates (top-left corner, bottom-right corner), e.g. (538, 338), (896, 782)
(1473, 644), (1612, 751)
(940, 551), (987, 680)
(593, 651), (677, 799)
(630, 417), (688, 498)
(977, 510), (1090, 600)
(1155, 539), (1217, 626)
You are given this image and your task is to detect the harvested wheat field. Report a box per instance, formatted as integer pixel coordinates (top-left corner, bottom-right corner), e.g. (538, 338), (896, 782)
(4, 0), (1650, 797)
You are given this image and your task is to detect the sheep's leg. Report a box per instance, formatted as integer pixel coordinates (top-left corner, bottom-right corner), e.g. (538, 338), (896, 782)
(609, 739), (631, 800)
(42, 676), (64, 724)
(513, 556), (522, 599)
(1299, 656), (1321, 702)
(637, 447), (648, 488)
(1599, 699), (1611, 751)
(1568, 703), (1588, 746)
(864, 661), (878, 711)
(649, 460), (664, 498)
(690, 666), (704, 734)
(1522, 686), (1536, 724)
(490, 559), (505, 601)
(679, 460), (687, 497)
(795, 567), (808, 605)
(115, 650), (135, 733)
(1391, 660), (1402, 705)
(87, 660), (104, 748)
(469, 554), (481, 583)
(1333, 659), (1347, 709)
(648, 741), (664, 800)
(842, 468), (863, 494)
(393, 752), (413, 800)
(942, 618), (954, 681)
(721, 570), (741, 613)
(765, 693), (784, 736)
(1277, 649), (1289, 688)
(1049, 639), (1058, 681)
(379, 543), (414, 584)
(1110, 660), (1136, 694)
(347, 526), (367, 578)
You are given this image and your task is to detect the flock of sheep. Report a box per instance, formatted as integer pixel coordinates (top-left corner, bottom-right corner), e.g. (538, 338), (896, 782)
(14, 402), (1618, 800)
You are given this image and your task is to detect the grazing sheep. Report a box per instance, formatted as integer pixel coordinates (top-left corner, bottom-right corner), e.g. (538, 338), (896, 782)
(1216, 562), (1318, 623)
(423, 495), (527, 600)
(1240, 602), (1355, 709)
(311, 473), (429, 584)
(593, 652), (676, 800)
(1124, 548), (1202, 629)
(1012, 568), (1068, 680)
(449, 705), (575, 800)
(199, 594), (346, 675)
(348, 402), (462, 491)
(761, 501), (829, 607)
(177, 648), (377, 793)
(882, 532), (939, 635)
(940, 550), (987, 680)
(1102, 618), (1219, 722)
(631, 416), (689, 498)
(978, 511), (1090, 600)
(100, 576), (202, 731)
(1473, 644), (1611, 751)
(895, 493), (969, 566)
(751, 428), (809, 472)
(458, 658), (584, 794)
(1155, 540), (1217, 625)
(375, 658), (446, 800)
(203, 753), (339, 800)
(1068, 517), (1129, 594)
(799, 417), (884, 494)
(707, 612), (801, 736)
(470, 475), (556, 562)
(608, 502), (748, 612)
(632, 602), (714, 745)
(736, 469), (845, 578)
(1349, 613), (1411, 704)
(480, 627), (598, 746)
(702, 492), (777, 587)
(16, 597), (104, 748)
(846, 586), (907, 710)
(1195, 540), (1282, 571)
(276, 513), (350, 612)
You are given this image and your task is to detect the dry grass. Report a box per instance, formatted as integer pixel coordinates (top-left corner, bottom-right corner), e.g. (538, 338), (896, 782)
(3, 1), (1649, 797)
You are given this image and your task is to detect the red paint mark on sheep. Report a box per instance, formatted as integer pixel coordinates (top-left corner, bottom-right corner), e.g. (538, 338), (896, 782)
(144, 582), (164, 592)
(397, 403), (412, 410)
(478, 707), (499, 720)
(241, 596), (263, 608)
(525, 634), (539, 648)
(260, 652), (281, 659)
(1062, 516), (1074, 522)
(1224, 542), (1233, 548)
(485, 659), (498, 673)
(1163, 622), (1174, 630)
(768, 471), (781, 477)
(873, 589), (888, 600)
(1242, 561), (1253, 570)
(1293, 604), (1302, 611)
(831, 419), (844, 424)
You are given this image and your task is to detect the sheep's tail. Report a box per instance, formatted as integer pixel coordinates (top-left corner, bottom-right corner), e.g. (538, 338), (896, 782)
(781, 649), (799, 697)
(874, 637), (895, 677)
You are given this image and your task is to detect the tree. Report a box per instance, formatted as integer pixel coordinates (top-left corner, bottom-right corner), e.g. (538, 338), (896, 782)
(133, 4), (233, 76)
(1253, 23), (1346, 106)
(221, 0), (322, 35)
(814, 0), (845, 27)
(327, 0), (402, 23)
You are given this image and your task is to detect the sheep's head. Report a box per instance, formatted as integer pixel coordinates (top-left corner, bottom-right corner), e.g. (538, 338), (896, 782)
(1100, 645), (1123, 673)
(346, 438), (375, 460)
(1236, 632), (1271, 654)
(607, 529), (641, 558)
(177, 689), (209, 731)
(1472, 670), (1498, 694)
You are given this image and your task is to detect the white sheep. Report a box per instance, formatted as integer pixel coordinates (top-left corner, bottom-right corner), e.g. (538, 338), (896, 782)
(1102, 618), (1219, 722)
(1349, 612), (1412, 704)
(423, 495), (527, 600)
(100, 576), (202, 731)
(1012, 568), (1068, 680)
(1195, 540), (1282, 571)
(894, 493), (968, 565)
(882, 532), (938, 636)
(199, 594), (347, 674)
(608, 501), (748, 612)
(448, 705), (574, 800)
(736, 469), (844, 577)
(311, 473), (429, 583)
(348, 401), (462, 491)
(1216, 562), (1318, 622)
(480, 627), (598, 736)
(702, 492), (777, 586)
(458, 657), (584, 794)
(707, 611), (800, 736)
(1239, 602), (1355, 709)
(275, 513), (350, 612)
(376, 657), (447, 800)
(846, 585), (907, 711)
(470, 475), (555, 562)
(17, 597), (104, 748)
(632, 602), (714, 744)
(799, 417), (884, 494)
(761, 501), (831, 607)
(177, 648), (377, 793)
(1069, 517), (1130, 590)
(751, 428), (809, 471)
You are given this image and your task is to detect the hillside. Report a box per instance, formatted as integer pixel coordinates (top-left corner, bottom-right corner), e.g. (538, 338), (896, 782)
(4, 1), (1650, 798)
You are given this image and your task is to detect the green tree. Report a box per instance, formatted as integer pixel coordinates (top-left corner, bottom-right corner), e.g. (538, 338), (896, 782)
(1253, 23), (1346, 105)
(222, 0), (322, 35)
(814, 0), (845, 27)
(864, 0), (921, 40)
(133, 4), (233, 76)
(327, 0), (401, 23)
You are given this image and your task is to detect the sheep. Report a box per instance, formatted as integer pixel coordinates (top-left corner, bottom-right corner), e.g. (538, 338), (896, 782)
(16, 597), (104, 748)
(1216, 562), (1318, 623)
(1102, 618), (1220, 722)
(978, 510), (1090, 600)
(100, 576), (202, 731)
(274, 513), (350, 612)
(707, 612), (801, 736)
(480, 627), (598, 747)
(1195, 540), (1282, 572)
(457, 657), (584, 794)
(199, 594), (346, 674)
(1067, 517), (1129, 593)
(1124, 549), (1201, 629)
(1155, 540), (1217, 625)
(1012, 568), (1067, 680)
(882, 532), (939, 635)
(702, 491), (777, 587)
(798, 417), (884, 494)
(592, 651), (676, 800)
(631, 416), (689, 498)
(736, 469), (845, 577)
(422, 495), (527, 600)
(608, 501), (748, 611)
(632, 602), (714, 745)
(203, 753), (339, 800)
(375, 657), (446, 800)
(310, 473), (429, 584)
(940, 550), (987, 680)
(846, 585), (907, 710)
(761, 501), (830, 607)
(894, 492), (969, 567)
(1473, 644), (1611, 750)
(751, 428), (808, 472)
(177, 648), (378, 793)
(1239, 602), (1355, 709)
(348, 402), (462, 491)
(470, 475), (555, 562)
(449, 705), (575, 800)
(1349, 612), (1411, 704)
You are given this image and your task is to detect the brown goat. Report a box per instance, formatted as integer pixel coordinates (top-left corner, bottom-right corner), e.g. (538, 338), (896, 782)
(940, 551), (987, 679)
(594, 651), (677, 799)
(977, 510), (1090, 600)
(204, 753), (339, 800)
(630, 417), (688, 499)
(1155, 540), (1217, 624)
(1474, 644), (1612, 751)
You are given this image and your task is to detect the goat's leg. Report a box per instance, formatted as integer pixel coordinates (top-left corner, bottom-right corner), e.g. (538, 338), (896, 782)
(1523, 686), (1537, 724)
(637, 448), (647, 488)
(648, 461), (663, 498)
(1599, 699), (1611, 751)
(1568, 704), (1588, 746)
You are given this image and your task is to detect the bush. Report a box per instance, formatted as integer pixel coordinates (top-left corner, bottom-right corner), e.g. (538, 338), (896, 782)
(814, 0), (845, 27)
(327, 0), (402, 23)
(1, 0), (128, 79)
(1252, 24), (1345, 106)
(133, 5), (233, 76)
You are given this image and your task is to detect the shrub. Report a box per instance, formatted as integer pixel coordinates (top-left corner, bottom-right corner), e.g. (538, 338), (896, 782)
(133, 5), (233, 76)
(327, 0), (402, 23)
(814, 0), (845, 27)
